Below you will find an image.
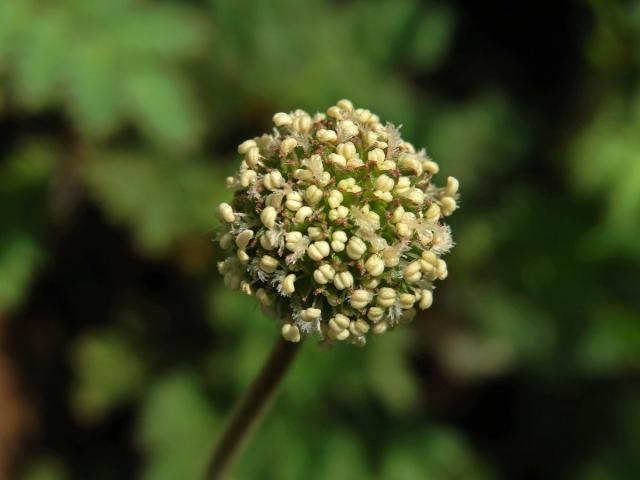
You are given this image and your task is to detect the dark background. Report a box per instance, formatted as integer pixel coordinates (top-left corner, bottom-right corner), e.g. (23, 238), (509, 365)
(1, 0), (639, 479)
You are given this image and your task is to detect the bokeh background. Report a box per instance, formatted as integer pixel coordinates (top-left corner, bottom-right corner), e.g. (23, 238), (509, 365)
(1, 0), (639, 479)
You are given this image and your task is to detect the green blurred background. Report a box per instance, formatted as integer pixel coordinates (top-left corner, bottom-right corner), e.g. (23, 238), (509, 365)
(0, 0), (639, 479)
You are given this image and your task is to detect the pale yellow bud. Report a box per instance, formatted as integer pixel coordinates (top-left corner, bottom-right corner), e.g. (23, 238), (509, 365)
(327, 190), (344, 209)
(328, 206), (349, 221)
(399, 293), (416, 309)
(260, 255), (279, 273)
(292, 114), (312, 133)
(285, 191), (303, 211)
(394, 177), (411, 195)
(350, 319), (370, 336)
(335, 329), (350, 341)
(374, 175), (395, 192)
(307, 241), (330, 261)
(396, 222), (412, 238)
(353, 108), (372, 123)
(346, 236), (367, 260)
(285, 231), (304, 251)
(436, 259), (448, 279)
(307, 226), (324, 240)
(418, 289), (433, 310)
(367, 307), (384, 323)
(406, 188), (425, 205)
(273, 112), (293, 127)
(337, 177), (362, 193)
(217, 203), (235, 223)
(368, 148), (385, 166)
(362, 277), (379, 289)
(446, 176), (460, 196)
(328, 153), (347, 168)
(399, 154), (423, 175)
(280, 137), (298, 155)
(265, 191), (284, 208)
(372, 320), (389, 335)
(281, 323), (301, 342)
(391, 206), (405, 223)
(441, 196), (457, 216)
(263, 171), (284, 190)
(260, 231), (278, 250)
(317, 129), (338, 143)
(337, 99), (354, 111)
(338, 120), (359, 139)
(282, 274), (296, 295)
(225, 176), (236, 188)
(237, 249), (250, 264)
(240, 170), (257, 187)
(374, 191), (393, 202)
(305, 185), (323, 205)
(334, 271), (354, 290)
(326, 105), (343, 119)
(422, 160), (439, 174)
(364, 254), (385, 276)
(246, 146), (261, 168)
(425, 203), (441, 222)
(381, 247), (400, 267)
(235, 229), (254, 250)
(336, 142), (357, 159)
(219, 233), (233, 250)
(260, 206), (278, 229)
(329, 313), (350, 332)
(313, 264), (335, 284)
(300, 308), (321, 322)
(295, 206), (313, 223)
(377, 288), (396, 307)
(238, 139), (257, 154)
(350, 289), (373, 310)
(403, 260), (422, 283)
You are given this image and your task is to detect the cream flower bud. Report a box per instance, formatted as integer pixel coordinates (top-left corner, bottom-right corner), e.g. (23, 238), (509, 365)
(394, 177), (411, 195)
(334, 271), (354, 290)
(273, 112), (293, 127)
(328, 206), (349, 221)
(372, 320), (389, 335)
(441, 196), (457, 216)
(362, 277), (379, 289)
(399, 293), (416, 309)
(418, 289), (433, 310)
(281, 323), (301, 342)
(336, 142), (357, 159)
(217, 203), (235, 223)
(260, 231), (278, 250)
(330, 230), (347, 252)
(326, 106), (343, 119)
(317, 129), (338, 143)
(295, 206), (313, 223)
(307, 241), (330, 261)
(265, 192), (285, 208)
(282, 274), (296, 295)
(307, 226), (324, 240)
(391, 206), (405, 223)
(338, 120), (359, 139)
(364, 254), (385, 277)
(353, 108), (372, 123)
(329, 313), (350, 332)
(377, 288), (396, 307)
(346, 236), (367, 260)
(350, 319), (370, 336)
(422, 160), (439, 174)
(399, 154), (423, 175)
(238, 139), (257, 154)
(422, 250), (438, 266)
(260, 206), (278, 229)
(300, 308), (321, 322)
(285, 191), (303, 211)
(327, 190), (344, 209)
(263, 171), (284, 190)
(406, 188), (425, 205)
(334, 329), (350, 341)
(235, 229), (254, 250)
(260, 255), (279, 273)
(256, 288), (273, 306)
(436, 259), (448, 279)
(292, 114), (312, 133)
(374, 175), (395, 192)
(337, 177), (362, 193)
(363, 131), (378, 148)
(403, 260), (422, 283)
(304, 185), (323, 205)
(445, 176), (460, 196)
(313, 264), (335, 284)
(367, 307), (384, 323)
(285, 231), (304, 251)
(350, 289), (373, 310)
(425, 203), (441, 222)
(280, 137), (298, 155)
(368, 148), (385, 166)
(225, 176), (237, 188)
(381, 248), (400, 268)
(328, 153), (347, 168)
(219, 232), (233, 249)
(240, 170), (257, 187)
(245, 147), (262, 170)
(237, 249), (250, 264)
(396, 222), (412, 238)
(337, 99), (354, 111)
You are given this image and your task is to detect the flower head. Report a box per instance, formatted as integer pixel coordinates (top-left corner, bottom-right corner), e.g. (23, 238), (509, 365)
(216, 100), (460, 347)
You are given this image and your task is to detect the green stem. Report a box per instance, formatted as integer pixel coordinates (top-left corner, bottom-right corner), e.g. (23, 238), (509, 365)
(204, 335), (301, 480)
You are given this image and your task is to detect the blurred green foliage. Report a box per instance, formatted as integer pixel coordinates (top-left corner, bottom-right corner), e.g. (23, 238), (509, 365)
(0, 0), (638, 479)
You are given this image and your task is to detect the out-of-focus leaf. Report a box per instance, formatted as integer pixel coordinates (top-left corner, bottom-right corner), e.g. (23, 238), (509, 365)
(71, 329), (145, 421)
(137, 373), (218, 480)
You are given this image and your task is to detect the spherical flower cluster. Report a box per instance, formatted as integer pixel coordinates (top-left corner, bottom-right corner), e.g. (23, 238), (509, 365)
(216, 99), (459, 347)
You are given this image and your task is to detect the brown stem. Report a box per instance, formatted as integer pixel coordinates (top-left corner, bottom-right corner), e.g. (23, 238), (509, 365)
(204, 336), (301, 480)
